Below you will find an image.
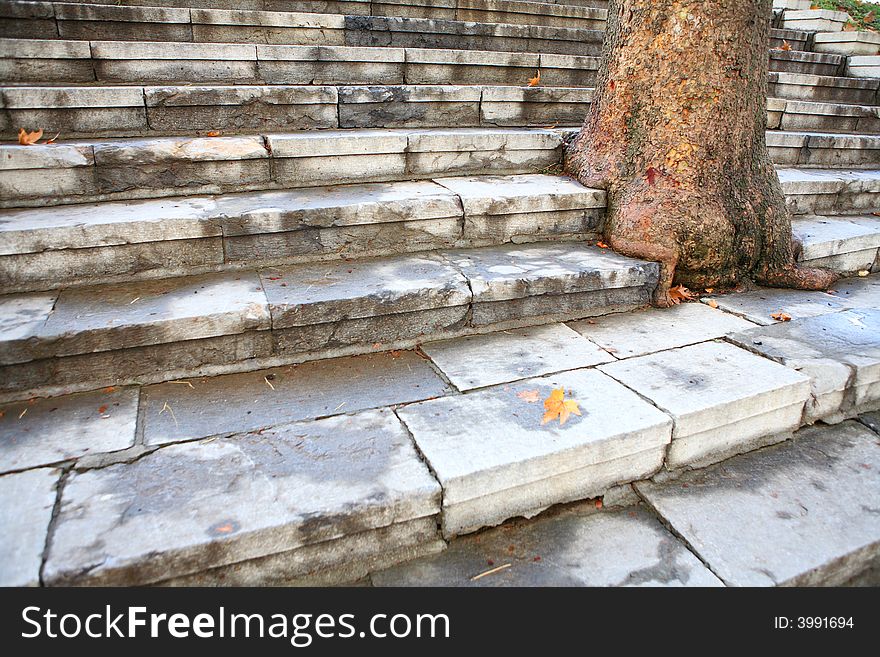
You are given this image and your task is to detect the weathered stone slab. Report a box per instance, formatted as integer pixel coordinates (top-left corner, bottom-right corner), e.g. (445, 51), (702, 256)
(600, 341), (811, 468)
(0, 292), (55, 365)
(769, 72), (879, 105)
(728, 309), (880, 423)
(422, 323), (612, 390)
(404, 47), (539, 84)
(0, 468), (58, 586)
(570, 303), (756, 359)
(436, 173), (603, 215)
(793, 215), (880, 273)
(814, 31), (880, 56)
(637, 421), (880, 586)
(261, 253), (470, 328)
(44, 408), (441, 586)
(828, 273), (880, 309)
(338, 84), (481, 128)
(438, 242), (657, 302)
(704, 287), (852, 325)
(372, 504), (722, 587)
(24, 271), (270, 361)
(0, 387), (138, 474)
(141, 351), (450, 446)
(862, 412), (880, 434)
(398, 368), (672, 537)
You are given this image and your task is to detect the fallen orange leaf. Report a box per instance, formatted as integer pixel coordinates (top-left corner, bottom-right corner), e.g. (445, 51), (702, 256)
(596, 241), (609, 249)
(18, 128), (43, 145)
(102, 386), (116, 393)
(541, 388), (581, 426)
(97, 405), (108, 414)
(594, 499), (603, 510)
(668, 284), (696, 304)
(528, 70), (541, 87)
(774, 40), (792, 51)
(206, 130), (221, 137)
(706, 299), (719, 309)
(704, 288), (714, 293)
(770, 311), (792, 322)
(516, 389), (540, 403)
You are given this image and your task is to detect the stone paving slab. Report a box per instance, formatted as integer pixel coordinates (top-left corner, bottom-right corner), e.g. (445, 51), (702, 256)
(422, 323), (612, 390)
(637, 421), (880, 586)
(141, 350), (450, 446)
(569, 303), (756, 359)
(0, 386), (138, 474)
(397, 368), (672, 537)
(600, 341), (811, 469)
(5, 271), (271, 365)
(829, 272), (880, 308)
(703, 287), (852, 325)
(728, 308), (880, 423)
(371, 504), (722, 586)
(0, 467), (58, 586)
(862, 412), (880, 433)
(0, 292), (56, 365)
(44, 408), (441, 586)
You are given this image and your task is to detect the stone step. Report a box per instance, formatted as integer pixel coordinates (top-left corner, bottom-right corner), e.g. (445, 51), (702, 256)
(3, 274), (878, 585)
(778, 167), (880, 215)
(3, 128), (880, 209)
(0, 241), (658, 401)
(0, 174), (607, 292)
(372, 419), (880, 586)
(0, 127), (565, 209)
(7, 83), (880, 139)
(793, 214), (880, 275)
(0, 1), (814, 58)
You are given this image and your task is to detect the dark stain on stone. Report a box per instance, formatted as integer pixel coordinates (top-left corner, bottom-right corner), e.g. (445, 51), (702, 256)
(616, 535), (691, 586)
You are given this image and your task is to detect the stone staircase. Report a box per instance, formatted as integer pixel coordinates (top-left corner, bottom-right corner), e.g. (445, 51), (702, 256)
(0, 0), (878, 586)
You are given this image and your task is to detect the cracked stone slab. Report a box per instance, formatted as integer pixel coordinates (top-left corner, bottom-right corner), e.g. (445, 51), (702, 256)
(728, 308), (880, 423)
(12, 271), (270, 363)
(435, 173), (604, 215)
(0, 387), (138, 474)
(861, 412), (880, 434)
(569, 303), (756, 359)
(600, 341), (811, 469)
(44, 408), (441, 586)
(0, 467), (58, 586)
(828, 273), (880, 309)
(397, 368), (672, 537)
(438, 242), (658, 303)
(637, 421), (880, 586)
(372, 504), (722, 587)
(422, 323), (613, 390)
(261, 253), (470, 328)
(141, 351), (450, 446)
(703, 287), (852, 325)
(0, 292), (56, 365)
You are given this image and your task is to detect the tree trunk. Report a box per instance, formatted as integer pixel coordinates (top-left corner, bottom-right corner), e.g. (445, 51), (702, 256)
(565, 0), (837, 306)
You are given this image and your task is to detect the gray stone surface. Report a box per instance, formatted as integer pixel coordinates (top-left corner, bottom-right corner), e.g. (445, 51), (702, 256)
(600, 341), (811, 468)
(44, 408), (441, 585)
(422, 322), (613, 390)
(0, 292), (56, 365)
(22, 271), (270, 361)
(398, 368), (672, 536)
(704, 287), (852, 325)
(372, 504), (722, 587)
(862, 412), (880, 434)
(141, 351), (450, 446)
(829, 273), (880, 309)
(570, 303), (756, 359)
(728, 309), (880, 423)
(0, 387), (138, 474)
(438, 242), (657, 302)
(0, 467), (58, 586)
(637, 421), (880, 586)
(436, 173), (604, 215)
(261, 253), (470, 328)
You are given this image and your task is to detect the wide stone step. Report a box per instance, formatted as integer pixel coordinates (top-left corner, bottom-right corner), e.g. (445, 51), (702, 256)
(3, 128), (880, 209)
(779, 167), (880, 215)
(4, 0), (609, 32)
(6, 84), (880, 139)
(0, 174), (607, 292)
(372, 420), (880, 586)
(793, 214), (880, 275)
(0, 241), (658, 401)
(0, 127), (566, 209)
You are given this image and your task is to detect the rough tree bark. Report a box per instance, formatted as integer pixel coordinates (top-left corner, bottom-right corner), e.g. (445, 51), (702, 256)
(565, 0), (838, 306)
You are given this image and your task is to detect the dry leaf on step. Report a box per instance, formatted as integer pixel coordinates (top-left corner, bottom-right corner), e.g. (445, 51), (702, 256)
(770, 311), (792, 322)
(541, 388), (581, 426)
(668, 284), (696, 304)
(517, 389), (540, 403)
(18, 128), (43, 145)
(528, 70), (541, 87)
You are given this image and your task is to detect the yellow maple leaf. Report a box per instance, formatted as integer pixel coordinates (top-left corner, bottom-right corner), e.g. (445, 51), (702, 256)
(541, 388), (582, 426)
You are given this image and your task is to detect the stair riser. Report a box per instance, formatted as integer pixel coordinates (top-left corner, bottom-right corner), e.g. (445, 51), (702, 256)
(6, 87), (880, 139)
